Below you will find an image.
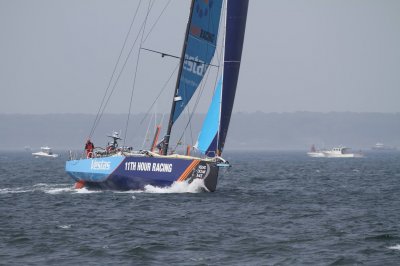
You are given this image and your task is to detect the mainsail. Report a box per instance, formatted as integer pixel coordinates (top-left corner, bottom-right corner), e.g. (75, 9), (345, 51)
(163, 0), (224, 155)
(172, 0), (223, 123)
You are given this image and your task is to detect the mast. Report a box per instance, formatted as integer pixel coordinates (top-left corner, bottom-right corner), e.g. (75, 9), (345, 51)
(163, 0), (196, 155)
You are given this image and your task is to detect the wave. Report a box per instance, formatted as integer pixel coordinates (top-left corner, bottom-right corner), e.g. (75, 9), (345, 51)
(387, 244), (400, 250)
(73, 187), (102, 194)
(0, 179), (207, 195)
(57, 224), (72, 229)
(143, 178), (207, 193)
(0, 188), (34, 194)
(34, 183), (76, 194)
(0, 183), (76, 194)
(365, 233), (398, 241)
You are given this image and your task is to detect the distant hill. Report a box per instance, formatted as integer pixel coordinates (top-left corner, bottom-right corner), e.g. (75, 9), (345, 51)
(1, 112), (399, 151)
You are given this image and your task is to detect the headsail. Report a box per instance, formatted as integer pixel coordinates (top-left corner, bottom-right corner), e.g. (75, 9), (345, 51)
(218, 0), (249, 154)
(172, 0), (223, 123)
(195, 77), (222, 156)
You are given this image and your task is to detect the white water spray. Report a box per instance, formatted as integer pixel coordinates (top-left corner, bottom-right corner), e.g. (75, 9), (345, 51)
(387, 244), (400, 250)
(144, 179), (207, 193)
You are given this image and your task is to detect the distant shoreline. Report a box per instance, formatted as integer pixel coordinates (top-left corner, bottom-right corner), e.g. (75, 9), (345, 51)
(1, 112), (399, 151)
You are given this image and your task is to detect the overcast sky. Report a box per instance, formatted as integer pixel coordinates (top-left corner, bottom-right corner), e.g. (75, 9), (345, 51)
(1, 0), (399, 114)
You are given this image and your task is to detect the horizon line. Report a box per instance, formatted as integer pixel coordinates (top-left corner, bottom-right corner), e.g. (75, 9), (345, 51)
(1, 111), (400, 116)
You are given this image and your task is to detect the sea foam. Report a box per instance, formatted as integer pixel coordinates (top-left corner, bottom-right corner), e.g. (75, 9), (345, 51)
(144, 179), (206, 194)
(387, 244), (400, 250)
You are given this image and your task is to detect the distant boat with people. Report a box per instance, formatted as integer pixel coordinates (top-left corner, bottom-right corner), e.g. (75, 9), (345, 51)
(32, 147), (59, 158)
(307, 145), (363, 158)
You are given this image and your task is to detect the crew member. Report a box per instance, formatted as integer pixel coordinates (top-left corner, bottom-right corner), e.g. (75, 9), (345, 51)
(85, 139), (94, 158)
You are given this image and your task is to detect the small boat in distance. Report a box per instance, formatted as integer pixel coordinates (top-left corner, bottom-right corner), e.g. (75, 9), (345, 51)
(322, 147), (363, 158)
(307, 145), (363, 158)
(371, 142), (396, 151)
(32, 147), (59, 158)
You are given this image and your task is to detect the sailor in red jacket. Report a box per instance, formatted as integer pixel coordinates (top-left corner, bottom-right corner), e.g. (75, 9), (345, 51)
(85, 139), (94, 158)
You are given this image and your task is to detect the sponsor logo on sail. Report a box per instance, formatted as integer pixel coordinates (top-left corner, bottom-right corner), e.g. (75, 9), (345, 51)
(190, 25), (215, 43)
(183, 54), (207, 76)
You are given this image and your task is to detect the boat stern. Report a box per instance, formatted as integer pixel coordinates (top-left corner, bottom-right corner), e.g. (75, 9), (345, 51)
(65, 156), (124, 182)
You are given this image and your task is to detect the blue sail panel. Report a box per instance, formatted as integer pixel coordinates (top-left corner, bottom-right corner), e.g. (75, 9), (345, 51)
(195, 78), (222, 155)
(172, 0), (223, 122)
(218, 0), (249, 154)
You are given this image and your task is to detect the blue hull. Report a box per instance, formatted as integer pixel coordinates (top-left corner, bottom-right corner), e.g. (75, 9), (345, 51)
(65, 155), (219, 191)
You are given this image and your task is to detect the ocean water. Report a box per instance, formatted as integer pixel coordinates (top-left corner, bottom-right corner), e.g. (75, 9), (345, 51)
(1, 151), (400, 265)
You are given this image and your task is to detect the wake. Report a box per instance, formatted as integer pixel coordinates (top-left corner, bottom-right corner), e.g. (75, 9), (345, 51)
(0, 179), (207, 195)
(0, 183), (97, 195)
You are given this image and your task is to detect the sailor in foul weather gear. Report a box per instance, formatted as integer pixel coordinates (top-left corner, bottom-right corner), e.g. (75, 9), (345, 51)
(85, 139), (94, 158)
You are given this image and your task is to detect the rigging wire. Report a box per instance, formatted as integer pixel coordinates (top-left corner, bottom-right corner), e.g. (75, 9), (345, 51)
(91, 1), (157, 136)
(89, 0), (143, 138)
(139, 62), (179, 125)
(140, 48), (219, 67)
(141, 110), (154, 150)
(143, 0), (172, 43)
(123, 0), (153, 146)
(187, 102), (194, 150)
(89, 0), (171, 138)
(91, 2), (152, 137)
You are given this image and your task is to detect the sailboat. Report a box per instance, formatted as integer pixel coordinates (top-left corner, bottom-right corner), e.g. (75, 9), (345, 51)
(65, 0), (249, 192)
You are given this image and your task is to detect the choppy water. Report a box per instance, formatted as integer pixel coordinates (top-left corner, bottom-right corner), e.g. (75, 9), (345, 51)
(1, 151), (400, 265)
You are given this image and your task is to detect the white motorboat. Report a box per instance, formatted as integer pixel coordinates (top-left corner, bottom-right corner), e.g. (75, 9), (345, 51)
(32, 146), (59, 158)
(307, 145), (363, 158)
(322, 147), (363, 158)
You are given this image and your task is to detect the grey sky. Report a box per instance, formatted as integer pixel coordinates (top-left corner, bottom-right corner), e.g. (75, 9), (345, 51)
(0, 0), (399, 114)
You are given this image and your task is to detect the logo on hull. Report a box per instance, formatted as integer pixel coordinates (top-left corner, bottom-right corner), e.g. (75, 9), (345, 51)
(195, 163), (210, 178)
(91, 160), (111, 170)
(125, 161), (173, 173)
